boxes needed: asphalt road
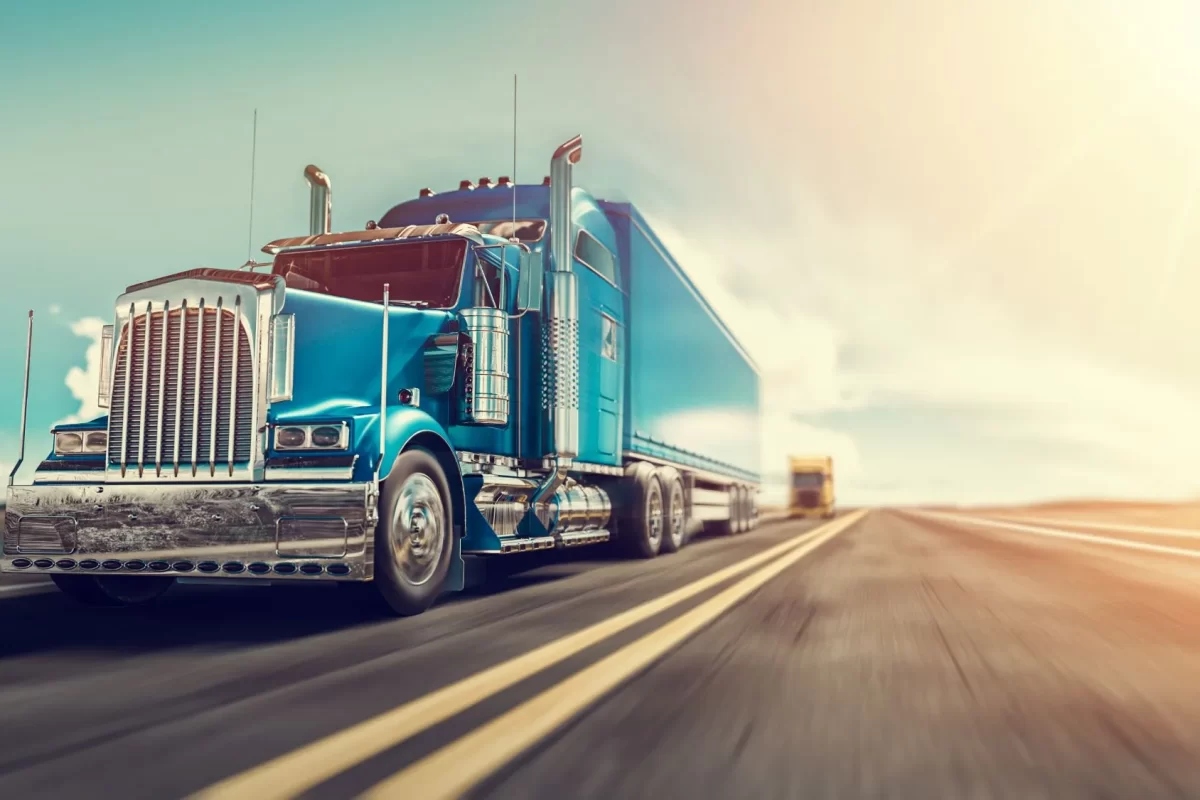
[4,505,1200,798]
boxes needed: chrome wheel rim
[669,484,685,545]
[389,473,445,586]
[648,486,664,549]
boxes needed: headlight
[273,422,348,451]
[54,430,106,456]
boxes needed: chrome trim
[304,164,332,235]
[118,303,133,477]
[265,465,356,481]
[378,283,389,479]
[3,482,371,580]
[276,515,348,559]
[473,475,537,538]
[273,422,350,451]
[97,323,114,409]
[542,270,579,457]
[464,536,556,555]
[153,303,168,476]
[459,450,521,469]
[263,222,486,255]
[227,296,241,475]
[10,312,32,488]
[542,457,623,477]
[172,299,186,475]
[105,278,270,483]
[269,313,295,403]
[544,134,583,468]
[136,300,152,477]
[190,298,204,477]
[32,469,107,484]
[209,297,222,477]
[542,482,611,537]
[459,307,510,425]
[558,529,610,547]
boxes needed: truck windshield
[272,239,467,307]
[791,473,825,489]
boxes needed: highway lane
[468,508,1200,799]
[5,506,1200,797]
[0,514,832,797]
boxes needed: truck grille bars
[108,300,255,478]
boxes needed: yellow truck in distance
[789,456,835,519]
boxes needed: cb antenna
[244,108,259,268]
[512,74,518,235]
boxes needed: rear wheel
[368,448,454,617]
[658,471,686,554]
[51,574,174,607]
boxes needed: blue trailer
[3,136,761,615]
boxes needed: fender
[357,405,467,593]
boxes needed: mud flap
[443,523,467,593]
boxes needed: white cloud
[642,213,864,505]
[641,180,1200,507]
[56,317,108,427]
[49,304,62,316]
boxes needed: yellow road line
[194,513,862,800]
[364,509,867,799]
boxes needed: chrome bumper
[2,482,375,580]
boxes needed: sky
[4,0,1200,507]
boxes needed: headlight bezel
[272,421,350,452]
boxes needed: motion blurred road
[4,502,1200,798]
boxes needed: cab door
[574,229,624,464]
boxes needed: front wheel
[51,574,174,607]
[370,448,454,617]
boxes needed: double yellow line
[196,509,868,799]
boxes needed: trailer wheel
[658,471,687,554]
[51,574,174,607]
[369,448,454,616]
[730,485,745,534]
[620,462,665,559]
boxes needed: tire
[658,470,687,554]
[51,574,174,607]
[369,448,455,617]
[729,484,739,534]
[620,462,665,559]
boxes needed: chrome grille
[108,302,254,477]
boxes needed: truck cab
[788,456,835,519]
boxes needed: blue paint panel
[603,202,761,482]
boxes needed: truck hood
[270,289,453,423]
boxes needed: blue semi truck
[3,136,761,615]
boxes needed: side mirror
[515,249,544,313]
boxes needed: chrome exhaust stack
[304,165,332,235]
[531,135,583,523]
